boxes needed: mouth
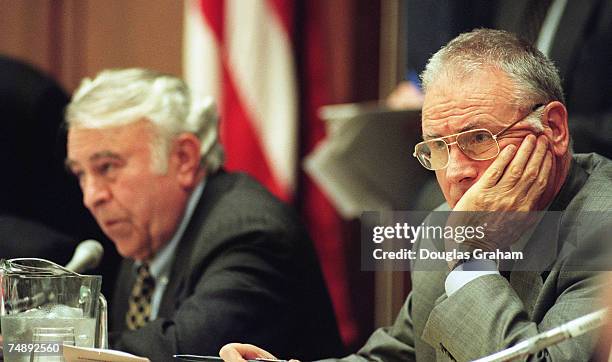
[100,219,132,240]
[103,219,125,228]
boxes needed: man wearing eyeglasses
[220,29,612,362]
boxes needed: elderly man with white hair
[65,68,343,360]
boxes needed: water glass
[30,326,75,362]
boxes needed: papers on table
[63,344,150,362]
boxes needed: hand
[219,343,299,362]
[445,135,552,264]
[454,134,552,213]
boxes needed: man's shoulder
[203,171,295,221]
[574,153,612,177]
[208,172,279,200]
[186,171,307,249]
[569,153,612,210]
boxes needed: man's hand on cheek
[454,134,552,212]
[445,135,552,259]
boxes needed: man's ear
[170,133,203,188]
[541,101,569,156]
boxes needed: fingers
[219,343,248,362]
[479,143,518,187]
[524,150,553,206]
[497,134,538,187]
[219,343,277,362]
[514,135,549,195]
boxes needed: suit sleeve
[420,209,612,361]
[421,270,604,361]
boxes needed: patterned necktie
[126,263,155,330]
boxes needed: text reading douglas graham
[370,223,523,261]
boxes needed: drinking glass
[30,326,75,362]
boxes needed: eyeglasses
[413,104,544,170]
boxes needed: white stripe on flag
[183,0,221,103]
[225,0,297,192]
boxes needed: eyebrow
[65,151,123,171]
[422,119,487,140]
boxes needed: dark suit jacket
[0,55,75,230]
[0,215,76,265]
[325,153,612,361]
[110,172,344,360]
[496,0,612,158]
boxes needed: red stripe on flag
[220,62,290,201]
[300,0,360,347]
[197,0,290,201]
[267,0,294,35]
[198,0,224,42]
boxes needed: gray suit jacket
[326,153,612,361]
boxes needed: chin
[115,241,146,261]
[115,246,136,260]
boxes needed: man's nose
[82,177,111,209]
[444,144,478,184]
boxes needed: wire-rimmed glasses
[413,104,544,170]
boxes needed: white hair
[421,29,565,113]
[66,68,224,174]
[524,108,545,132]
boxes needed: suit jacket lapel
[157,190,207,319]
[157,171,232,318]
[157,231,194,318]
[112,259,136,330]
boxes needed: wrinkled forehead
[420,71,519,138]
[67,120,154,161]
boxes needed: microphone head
[79,239,104,262]
[66,239,104,273]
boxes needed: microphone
[472,309,607,362]
[65,239,104,273]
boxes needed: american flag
[184,0,297,201]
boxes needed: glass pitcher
[0,258,107,361]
